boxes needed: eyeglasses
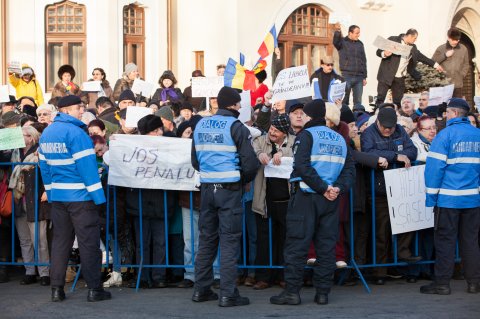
[324,63,334,67]
[37,112,51,116]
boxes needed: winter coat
[333,31,367,78]
[82,80,114,107]
[432,42,469,89]
[51,81,81,99]
[9,73,44,105]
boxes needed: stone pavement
[0,272,479,319]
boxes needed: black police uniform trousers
[283,189,339,294]
[50,201,101,289]
[434,207,480,285]
[194,183,243,298]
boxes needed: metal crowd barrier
[0,162,461,293]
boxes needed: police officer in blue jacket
[38,95,111,302]
[191,86,260,307]
[270,99,355,306]
[421,98,480,295]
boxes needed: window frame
[123,4,145,77]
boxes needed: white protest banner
[0,85,10,103]
[8,60,22,74]
[474,96,480,112]
[238,90,252,123]
[131,78,154,97]
[383,165,434,235]
[264,157,293,179]
[328,12,352,27]
[328,81,346,103]
[108,134,200,191]
[192,76,224,97]
[82,81,102,92]
[125,106,153,128]
[271,65,311,101]
[428,84,454,106]
[0,127,26,151]
[373,35,412,57]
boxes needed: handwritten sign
[264,157,293,179]
[125,106,153,128]
[131,78,154,97]
[8,60,22,74]
[373,36,412,57]
[271,65,311,101]
[108,134,200,191]
[428,84,454,106]
[0,127,26,151]
[0,85,11,103]
[384,165,434,235]
[192,76,224,97]
[328,81,346,103]
[82,81,102,92]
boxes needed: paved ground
[0,271,479,319]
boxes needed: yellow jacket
[9,73,44,105]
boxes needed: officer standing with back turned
[191,86,260,307]
[38,95,111,302]
[270,99,355,306]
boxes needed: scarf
[161,88,178,102]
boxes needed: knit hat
[447,98,470,112]
[57,64,76,80]
[286,99,304,114]
[137,114,163,135]
[340,107,355,124]
[176,120,193,137]
[119,89,135,102]
[155,105,174,123]
[271,114,290,134]
[22,67,33,75]
[57,95,82,108]
[377,107,397,128]
[124,63,138,75]
[303,99,326,119]
[1,111,21,126]
[217,86,241,109]
[325,102,341,126]
[355,112,371,128]
[22,105,37,119]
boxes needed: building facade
[1,0,479,106]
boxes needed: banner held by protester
[384,165,434,234]
[108,134,199,191]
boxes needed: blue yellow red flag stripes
[257,25,277,59]
[223,58,256,91]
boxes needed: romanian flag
[252,58,267,74]
[224,58,257,91]
[257,25,277,59]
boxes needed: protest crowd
[0,23,479,307]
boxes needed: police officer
[270,99,355,306]
[38,95,111,302]
[191,86,260,307]
[421,98,480,295]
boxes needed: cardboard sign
[0,127,26,151]
[328,81,346,103]
[82,81,102,92]
[131,79,154,97]
[271,65,311,101]
[192,76,224,97]
[383,165,434,235]
[125,107,153,128]
[428,84,454,106]
[8,60,22,74]
[108,134,200,191]
[373,36,412,57]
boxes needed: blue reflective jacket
[291,126,347,193]
[38,113,106,205]
[425,117,480,208]
[193,115,240,183]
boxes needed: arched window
[45,0,86,90]
[123,4,145,77]
[278,5,335,75]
